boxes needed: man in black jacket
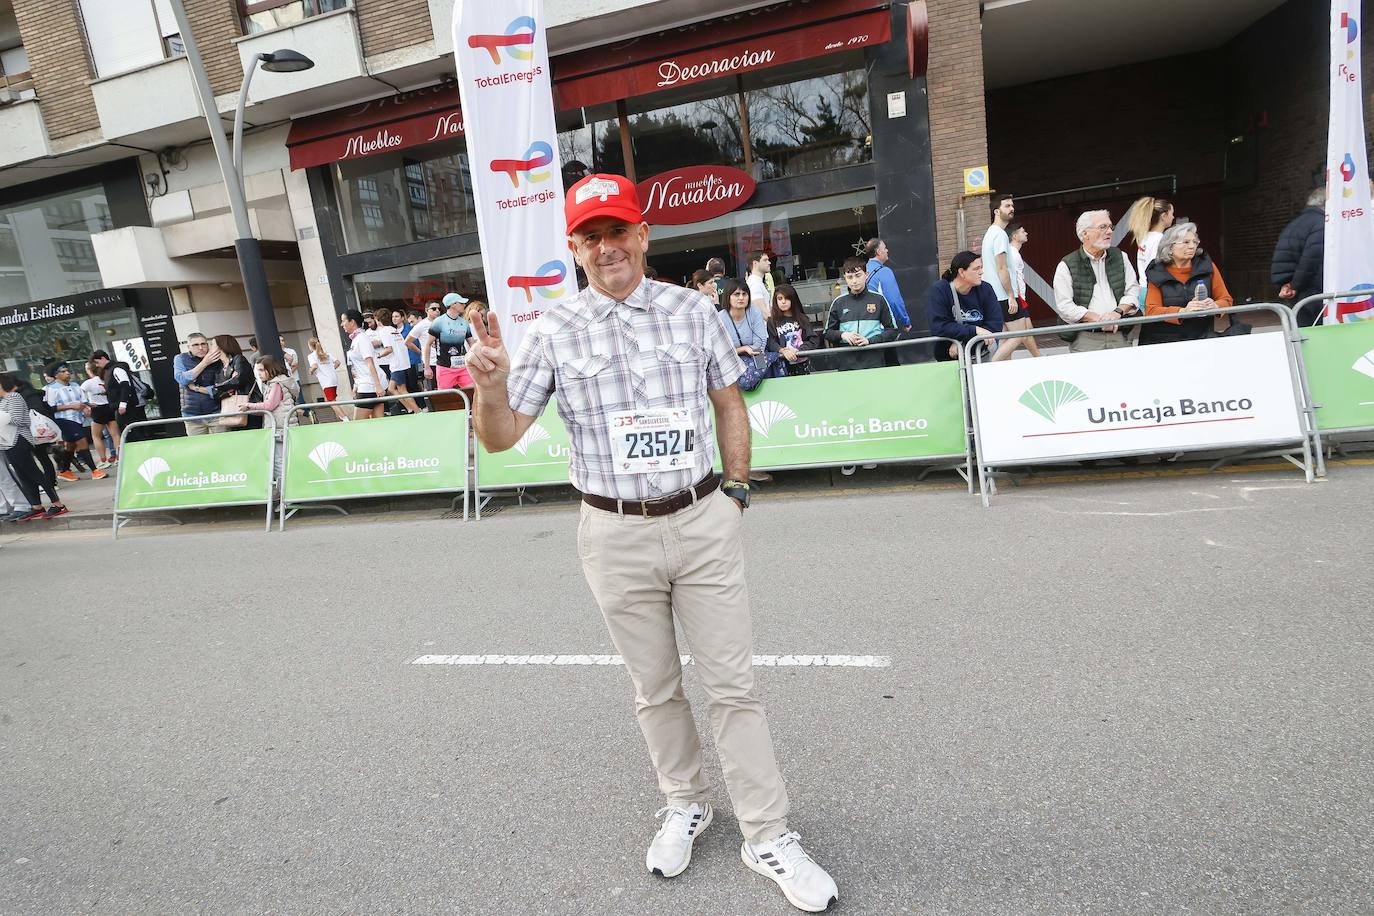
[1271,186,1325,325]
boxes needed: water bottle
[1194,282,1207,301]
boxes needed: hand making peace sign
[465,311,510,388]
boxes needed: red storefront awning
[554,9,891,111]
[286,80,463,171]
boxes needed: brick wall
[1218,0,1374,299]
[184,0,246,96]
[357,0,433,57]
[11,0,98,140]
[986,53,1228,197]
[925,0,987,267]
[983,0,1374,302]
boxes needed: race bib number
[608,408,695,474]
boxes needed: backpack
[129,373,152,407]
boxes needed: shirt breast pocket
[558,354,614,414]
[650,343,705,403]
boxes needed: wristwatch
[722,479,751,509]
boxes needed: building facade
[0,0,1354,416]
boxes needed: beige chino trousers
[577,487,789,844]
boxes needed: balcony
[89,56,204,144]
[234,6,365,107]
[0,97,50,167]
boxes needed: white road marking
[410,654,891,668]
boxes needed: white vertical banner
[452,1,574,355]
[1324,0,1374,323]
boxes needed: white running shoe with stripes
[645,802,712,878]
[742,831,838,912]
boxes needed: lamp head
[259,49,314,73]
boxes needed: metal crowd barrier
[111,409,277,538]
[962,302,1317,506]
[795,335,975,491]
[279,388,473,530]
[472,335,978,501]
[1287,291,1374,469]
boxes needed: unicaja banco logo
[137,456,169,485]
[508,261,567,302]
[747,401,797,438]
[1353,347,1374,380]
[490,141,553,187]
[512,423,550,456]
[134,455,246,488]
[468,16,535,64]
[308,441,348,473]
[1019,380,1089,422]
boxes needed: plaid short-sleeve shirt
[506,278,744,501]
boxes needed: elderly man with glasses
[173,332,221,434]
[1051,209,1141,352]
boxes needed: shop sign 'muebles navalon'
[636,165,757,225]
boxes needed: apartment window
[0,45,35,103]
[241,0,348,35]
[333,140,477,253]
[79,0,182,78]
[0,184,114,308]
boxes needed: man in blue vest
[1051,209,1141,352]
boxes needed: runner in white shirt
[278,337,303,400]
[80,362,117,467]
[375,306,419,414]
[306,337,350,422]
[341,309,385,420]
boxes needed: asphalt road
[2,466,1372,915]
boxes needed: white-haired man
[1051,209,1141,352]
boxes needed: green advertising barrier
[476,363,967,489]
[739,362,966,470]
[1300,320,1374,432]
[282,411,469,510]
[477,396,573,489]
[115,428,274,513]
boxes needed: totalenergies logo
[491,141,553,187]
[468,16,535,64]
[508,261,567,302]
[1340,152,1358,197]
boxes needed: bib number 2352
[608,408,695,474]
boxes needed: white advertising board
[972,334,1303,464]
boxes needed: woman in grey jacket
[0,372,67,521]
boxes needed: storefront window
[625,77,746,179]
[645,190,877,319]
[0,308,161,417]
[556,104,625,189]
[352,253,486,317]
[744,58,871,181]
[333,140,477,253]
[0,184,114,308]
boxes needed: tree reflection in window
[746,69,870,181]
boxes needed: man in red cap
[465,173,838,912]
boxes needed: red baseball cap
[565,173,643,235]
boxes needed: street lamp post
[167,0,314,363]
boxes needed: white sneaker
[646,802,712,878]
[96,460,112,470]
[861,463,877,470]
[742,832,838,912]
[840,465,856,476]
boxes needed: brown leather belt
[581,475,719,517]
